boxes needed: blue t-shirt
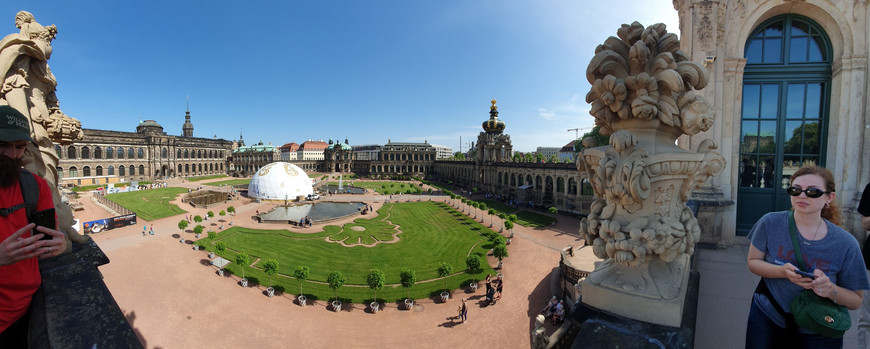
[748,211,870,328]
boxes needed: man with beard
[0,105,65,347]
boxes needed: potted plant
[438,262,453,303]
[207,231,216,240]
[366,269,386,313]
[227,206,235,216]
[465,255,482,292]
[504,220,514,238]
[178,219,188,233]
[194,215,203,224]
[327,271,345,311]
[207,211,215,220]
[263,259,279,297]
[399,269,416,310]
[193,224,204,239]
[215,242,227,275]
[236,252,250,287]
[493,243,508,270]
[488,209,496,227]
[219,210,226,220]
[294,266,310,306]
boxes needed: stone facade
[323,138,353,172]
[56,118,232,185]
[673,0,870,242]
[353,140,436,177]
[232,141,280,177]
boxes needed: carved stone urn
[578,22,725,327]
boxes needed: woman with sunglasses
[746,166,869,348]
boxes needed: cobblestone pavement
[78,177,584,348]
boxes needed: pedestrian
[143,225,147,235]
[485,274,492,294]
[857,182,870,349]
[496,275,504,300]
[745,166,869,348]
[0,105,65,346]
[460,298,468,323]
[552,300,565,325]
[149,227,154,235]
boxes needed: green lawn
[196,201,498,303]
[187,174,228,182]
[105,187,188,221]
[515,210,556,227]
[326,181,422,195]
[206,179,250,187]
[478,199,519,214]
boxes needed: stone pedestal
[571,270,699,349]
[688,187,734,248]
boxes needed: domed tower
[482,99,506,134]
[182,102,194,137]
[475,99,512,164]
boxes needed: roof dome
[248,162,314,200]
[482,99,505,134]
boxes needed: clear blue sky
[1,1,678,152]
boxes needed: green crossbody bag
[786,210,851,338]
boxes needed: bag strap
[787,210,808,272]
[0,169,38,220]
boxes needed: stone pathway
[80,176,584,348]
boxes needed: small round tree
[508,214,518,223]
[465,255,482,282]
[215,241,227,255]
[366,269,386,304]
[504,220,514,236]
[488,209,496,225]
[493,243,509,263]
[227,206,235,215]
[327,271,346,303]
[219,210,226,219]
[438,262,453,293]
[178,219,189,232]
[207,231,216,239]
[193,225,204,236]
[235,252,250,280]
[399,269,416,301]
[294,266,310,296]
[548,206,558,215]
[207,211,215,219]
[262,259,279,290]
[193,215,203,223]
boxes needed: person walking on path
[149,227,154,235]
[460,298,468,323]
[496,275,504,300]
[857,182,870,349]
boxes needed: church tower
[182,98,194,137]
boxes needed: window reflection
[739,156,758,188]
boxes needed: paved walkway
[74,178,864,348]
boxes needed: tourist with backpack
[0,106,66,347]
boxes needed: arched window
[107,166,114,176]
[128,148,135,159]
[129,165,135,176]
[119,165,125,176]
[162,148,168,158]
[117,147,124,159]
[185,164,189,173]
[106,147,114,159]
[55,145,62,159]
[581,178,593,195]
[198,150,202,158]
[137,148,144,159]
[557,177,565,192]
[177,149,182,158]
[56,167,63,179]
[178,164,182,174]
[198,164,202,172]
[536,176,543,190]
[184,149,189,158]
[138,165,145,175]
[69,166,78,177]
[67,146,76,159]
[526,175,532,187]
[94,146,102,159]
[568,178,578,195]
[510,173,516,186]
[83,166,91,177]
[737,15,832,234]
[96,166,103,176]
[81,146,90,159]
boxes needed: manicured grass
[196,201,498,303]
[327,181,422,195]
[206,179,250,187]
[104,187,188,221]
[187,174,228,182]
[72,183,129,192]
[478,199,519,214]
[515,210,556,227]
[308,173,321,178]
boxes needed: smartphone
[794,269,816,279]
[31,208,56,241]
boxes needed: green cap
[0,105,34,142]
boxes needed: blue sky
[1,1,678,152]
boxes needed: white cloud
[538,108,556,120]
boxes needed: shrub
[438,262,453,292]
[327,271,346,302]
[366,269,386,302]
[263,259,279,288]
[294,266,310,296]
[399,269,417,300]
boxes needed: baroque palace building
[55,109,234,186]
[429,100,595,214]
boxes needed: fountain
[257,202,366,224]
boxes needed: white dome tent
[248,162,314,201]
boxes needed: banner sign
[83,214,137,234]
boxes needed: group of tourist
[484,274,504,305]
[541,296,565,325]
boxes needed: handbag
[786,210,851,338]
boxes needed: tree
[193,225,204,235]
[219,210,226,219]
[178,219,188,232]
[479,202,487,212]
[263,259,279,289]
[366,269,386,303]
[227,206,236,215]
[548,155,558,163]
[215,241,227,255]
[207,231,216,239]
[399,269,417,300]
[193,215,203,223]
[548,207,558,215]
[493,243,509,262]
[438,262,453,292]
[327,271,346,302]
[488,209,496,225]
[525,153,534,162]
[535,153,545,163]
[504,220,514,235]
[294,266,310,296]
[207,211,215,219]
[508,214,518,223]
[235,252,250,279]
[465,255,482,282]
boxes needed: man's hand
[34,225,66,259]
[0,223,46,266]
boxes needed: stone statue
[577,22,725,326]
[0,11,85,244]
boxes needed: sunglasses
[786,186,828,198]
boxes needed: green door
[736,15,831,235]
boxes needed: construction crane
[567,128,580,139]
